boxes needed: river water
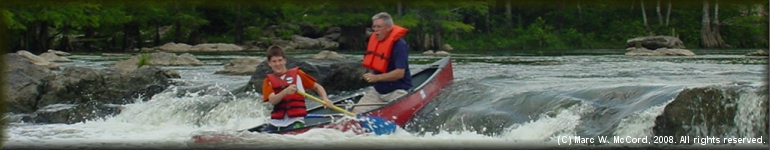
[4,50,768,149]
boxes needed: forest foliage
[1,0,767,54]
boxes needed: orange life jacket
[266,67,307,119]
[363,25,408,73]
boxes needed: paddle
[297,91,397,135]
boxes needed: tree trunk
[35,22,50,54]
[174,21,183,43]
[154,20,161,46]
[666,0,672,26]
[712,0,729,48]
[701,0,717,48]
[58,25,72,52]
[577,0,583,33]
[84,26,94,52]
[517,13,522,28]
[433,24,442,50]
[505,0,512,27]
[397,0,402,20]
[23,24,35,51]
[656,0,663,25]
[485,2,491,33]
[577,0,582,20]
[641,0,654,35]
[122,21,140,51]
[188,28,201,45]
[173,3,183,43]
[235,5,244,45]
[122,24,130,51]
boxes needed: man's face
[268,56,287,74]
[372,19,391,41]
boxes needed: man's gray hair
[372,12,393,26]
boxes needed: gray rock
[4,53,175,124]
[4,53,57,113]
[626,36,685,50]
[653,86,767,138]
[624,48,696,56]
[214,57,264,75]
[745,50,768,56]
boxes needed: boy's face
[268,56,287,74]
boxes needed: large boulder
[625,48,696,56]
[158,42,245,52]
[214,57,265,75]
[745,50,768,56]
[114,52,203,71]
[27,66,177,124]
[653,86,768,139]
[47,49,72,56]
[312,50,344,59]
[16,50,61,70]
[5,52,178,124]
[317,61,372,92]
[626,36,685,50]
[4,53,57,113]
[39,52,73,62]
[291,35,339,50]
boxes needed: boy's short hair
[266,45,285,60]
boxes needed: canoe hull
[191,56,453,143]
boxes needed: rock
[113,52,204,71]
[3,53,57,113]
[624,48,696,56]
[39,52,73,62]
[312,50,344,59]
[423,50,435,55]
[16,50,60,70]
[190,43,244,52]
[158,42,193,52]
[101,53,129,57]
[653,86,767,138]
[291,35,339,50]
[318,61,372,92]
[269,38,298,51]
[745,50,768,56]
[31,66,174,124]
[5,52,175,124]
[435,51,451,56]
[161,42,245,52]
[214,57,264,75]
[626,36,685,50]
[47,49,71,56]
[30,103,122,124]
[440,44,454,51]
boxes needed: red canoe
[192,56,454,144]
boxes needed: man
[261,45,334,132]
[353,12,412,114]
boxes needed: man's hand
[363,73,378,83]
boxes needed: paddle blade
[356,115,397,135]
